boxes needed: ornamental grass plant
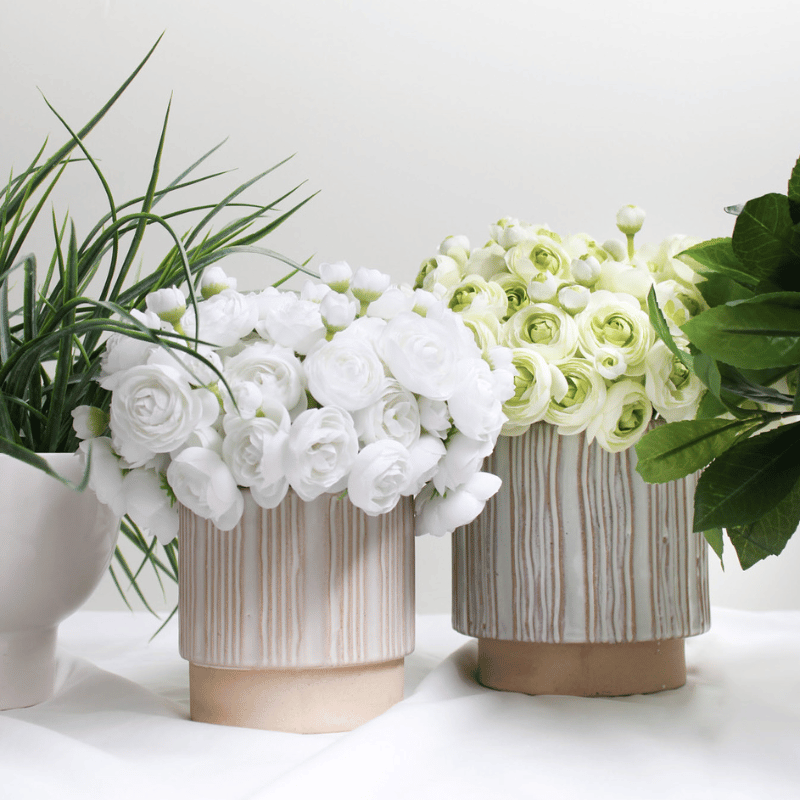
[0,38,313,615]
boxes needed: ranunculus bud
[71,405,110,439]
[351,267,391,304]
[145,287,186,326]
[319,291,358,332]
[557,283,591,314]
[526,271,560,302]
[319,261,353,293]
[200,266,237,299]
[615,205,646,235]
[570,256,601,286]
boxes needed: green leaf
[646,286,693,371]
[703,528,725,567]
[681,292,800,370]
[634,417,763,483]
[693,421,800,531]
[693,353,722,399]
[696,391,727,419]
[727,476,800,569]
[679,238,756,287]
[731,193,800,290]
[788,154,800,217]
[698,273,754,308]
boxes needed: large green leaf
[697,273,754,308]
[634,417,763,484]
[681,292,800,369]
[693,421,800,531]
[731,193,800,290]
[727,476,800,569]
[788,154,800,223]
[679,238,756,287]
[703,528,725,567]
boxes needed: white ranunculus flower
[503,303,579,363]
[414,471,502,537]
[501,347,554,435]
[319,261,353,293]
[575,290,654,376]
[433,433,493,494]
[464,243,507,280]
[351,267,392,304]
[445,275,508,319]
[405,435,447,495]
[460,310,501,356]
[588,379,652,452]
[557,283,591,314]
[570,256,602,286]
[505,236,571,283]
[353,379,421,449]
[78,437,127,516]
[121,468,179,544]
[593,345,628,380]
[616,205,646,235]
[380,311,467,401]
[200,266,237,298]
[544,358,608,436]
[347,440,412,516]
[304,335,386,411]
[71,406,109,440]
[367,285,417,320]
[222,403,291,509]
[167,447,244,531]
[99,311,161,390]
[526,270,561,302]
[145,342,224,388]
[595,260,654,301]
[220,381,264,420]
[286,406,359,501]
[254,288,326,355]
[644,340,705,422]
[438,235,471,268]
[418,397,451,439]
[181,289,259,348]
[300,280,333,304]
[146,287,186,326]
[654,279,708,338]
[602,239,627,262]
[109,364,220,467]
[653,235,704,285]
[181,426,224,455]
[416,254,463,292]
[448,359,506,443]
[320,291,359,332]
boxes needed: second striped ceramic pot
[179,490,414,733]
[453,422,710,696]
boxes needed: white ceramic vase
[0,453,119,709]
[453,423,710,696]
[179,489,415,733]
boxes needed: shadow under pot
[452,423,710,696]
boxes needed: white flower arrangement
[417,208,708,452]
[74,267,514,542]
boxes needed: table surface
[2,609,800,800]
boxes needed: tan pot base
[189,658,405,733]
[478,637,686,696]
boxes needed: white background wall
[3,0,800,616]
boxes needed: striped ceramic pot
[179,489,414,733]
[453,422,710,696]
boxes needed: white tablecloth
[2,609,799,799]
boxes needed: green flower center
[617,401,646,433]
[669,359,691,391]
[595,313,633,348]
[525,315,558,345]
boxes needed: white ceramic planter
[179,489,415,733]
[0,453,119,709]
[453,423,710,696]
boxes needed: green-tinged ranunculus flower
[505,236,571,283]
[503,303,578,363]
[575,290,654,376]
[414,254,463,291]
[544,358,607,436]
[445,275,508,319]
[654,279,708,339]
[464,243,508,280]
[652,234,703,285]
[644,340,705,422]
[588,379,652,452]
[492,272,530,320]
[439,234,470,269]
[501,348,554,435]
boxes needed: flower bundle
[76,264,514,541]
[416,208,708,451]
